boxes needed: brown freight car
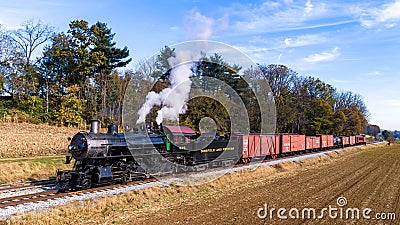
[238,134,280,163]
[349,135,356,145]
[280,134,306,154]
[355,135,366,145]
[318,134,334,149]
[305,136,321,151]
[341,136,350,146]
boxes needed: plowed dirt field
[132,144,400,224]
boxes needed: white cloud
[185,10,214,39]
[230,0,333,34]
[354,0,400,28]
[304,47,340,63]
[383,99,400,107]
[367,71,382,76]
[284,34,327,47]
[236,45,272,54]
[331,79,350,84]
[305,0,313,14]
[385,23,397,28]
[1,24,22,30]
[284,37,291,46]
[262,1,280,9]
[184,9,229,40]
[379,1,400,22]
[234,44,276,63]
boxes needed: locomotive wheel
[122,171,128,184]
[81,178,92,189]
[57,182,70,193]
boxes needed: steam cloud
[136,51,200,125]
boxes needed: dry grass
[0,122,79,157]
[0,156,70,183]
[6,143,388,225]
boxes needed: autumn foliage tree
[52,85,86,127]
[259,64,368,135]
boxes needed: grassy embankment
[0,156,71,182]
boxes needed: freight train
[56,120,366,191]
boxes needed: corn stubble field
[0,122,78,182]
[0,122,79,157]
[3,142,398,225]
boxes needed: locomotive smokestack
[107,123,118,135]
[90,120,100,134]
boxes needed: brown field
[0,122,80,157]
[7,143,399,225]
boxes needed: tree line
[259,64,369,135]
[0,20,131,126]
[136,47,370,136]
[0,20,374,136]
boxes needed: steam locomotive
[56,120,237,190]
[56,120,366,191]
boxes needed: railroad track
[0,179,55,192]
[0,190,58,208]
[0,179,57,202]
[0,178,157,209]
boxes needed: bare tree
[6,20,54,106]
[0,25,7,93]
[135,57,159,82]
[259,64,296,98]
[334,91,369,119]
[9,20,54,66]
[0,25,25,96]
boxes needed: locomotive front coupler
[65,155,72,164]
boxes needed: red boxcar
[355,135,366,145]
[341,136,350,146]
[305,136,321,150]
[349,136,356,145]
[238,134,280,162]
[319,134,334,149]
[280,134,305,154]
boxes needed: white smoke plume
[136,50,200,125]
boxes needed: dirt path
[129,145,400,225]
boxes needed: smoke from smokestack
[136,50,200,125]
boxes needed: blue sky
[0,0,399,130]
